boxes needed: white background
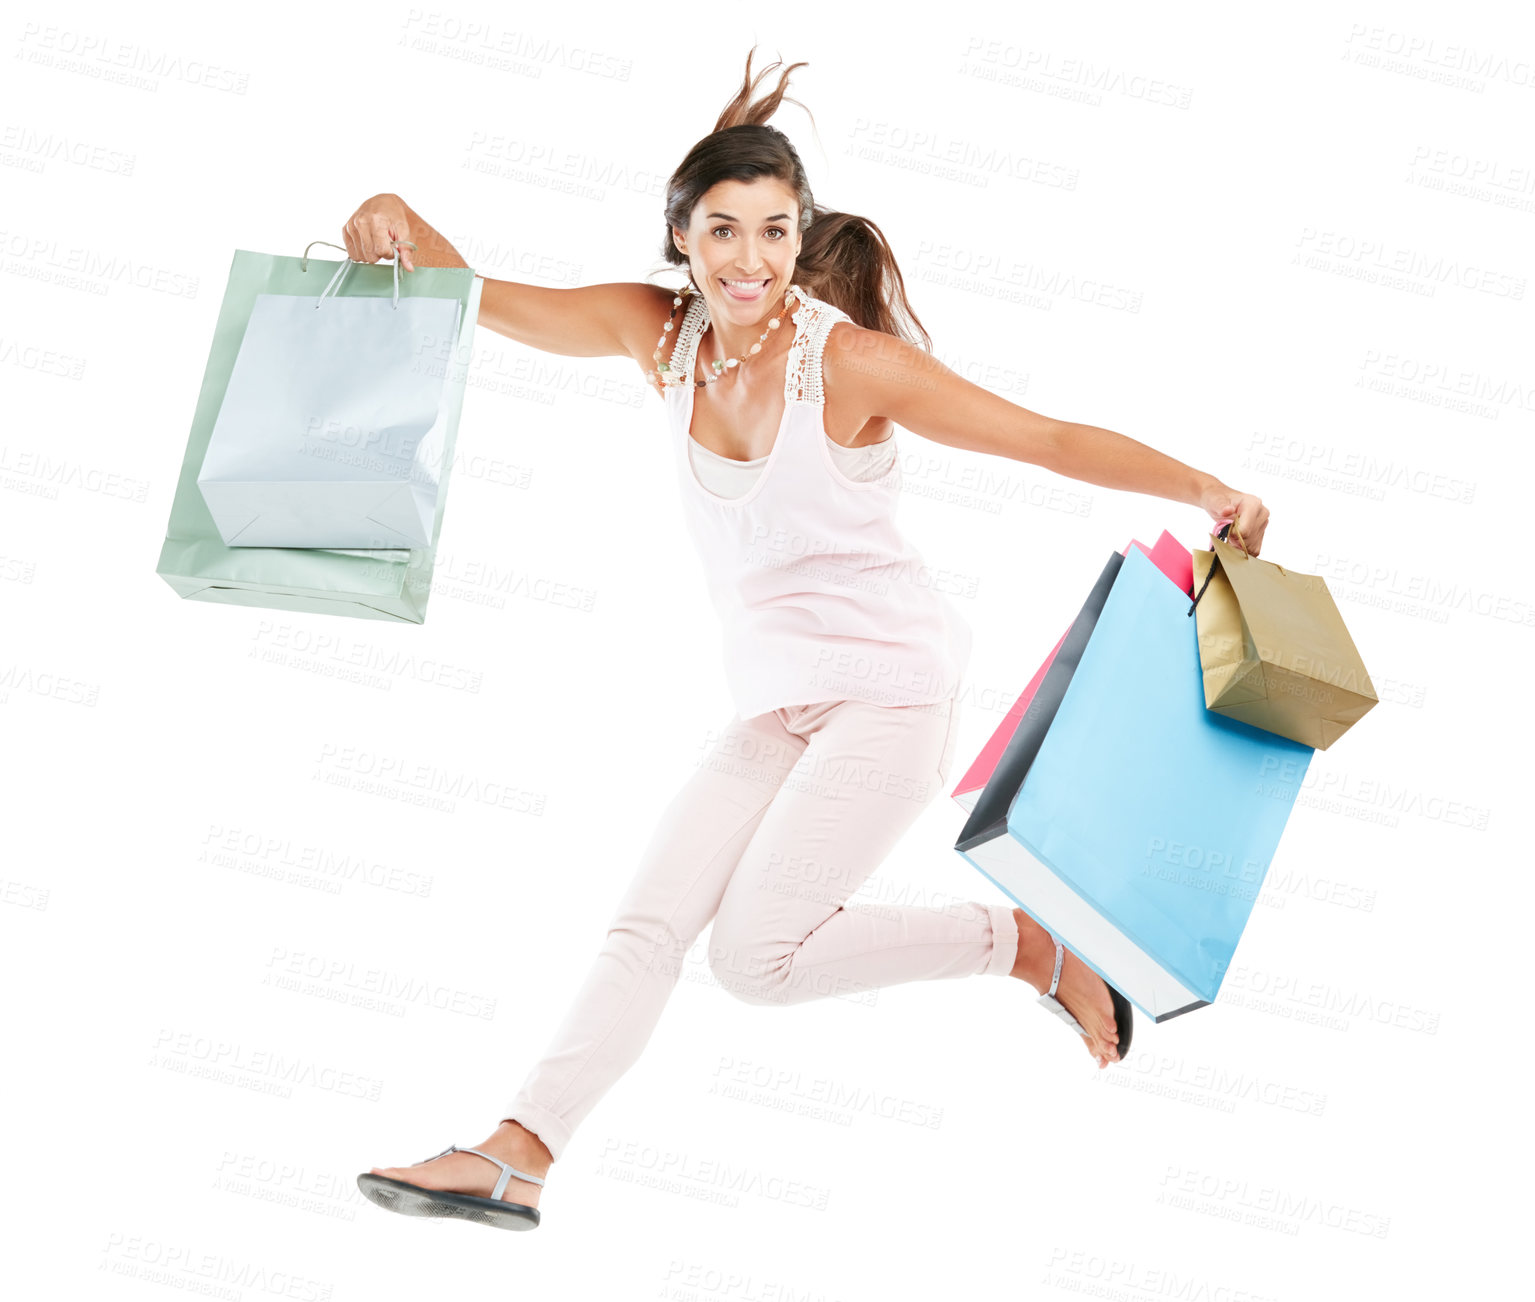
[3,0,1529,1296]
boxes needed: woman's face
[674,177,802,326]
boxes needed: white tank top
[690,426,896,495]
[664,288,973,719]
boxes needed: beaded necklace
[648,281,805,396]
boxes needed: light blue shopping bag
[157,246,480,622]
[955,543,1314,1022]
[197,251,463,548]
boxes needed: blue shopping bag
[955,542,1314,1022]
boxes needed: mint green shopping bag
[156,242,481,623]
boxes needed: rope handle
[1186,516,1289,616]
[299,238,418,310]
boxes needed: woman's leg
[498,709,809,1160]
[706,695,1123,1065]
[708,695,1022,1004]
[368,708,810,1203]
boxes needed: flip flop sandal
[1036,937,1134,1065]
[357,1144,544,1230]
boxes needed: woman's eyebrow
[705,211,791,222]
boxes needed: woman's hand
[1197,483,1269,557]
[341,194,415,271]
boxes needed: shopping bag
[951,529,1192,814]
[1189,521,1378,749]
[954,541,1314,1022]
[156,243,481,623]
[197,250,462,548]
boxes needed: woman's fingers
[373,217,413,268]
[365,215,390,263]
[1233,500,1269,556]
[391,211,415,269]
[354,214,385,262]
[341,195,414,267]
[1249,503,1270,555]
[1216,496,1262,557]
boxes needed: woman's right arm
[342,193,671,363]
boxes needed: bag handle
[299,238,419,310]
[1186,519,1242,617]
[1186,516,1286,616]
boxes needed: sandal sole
[1107,984,1134,1063]
[356,1173,541,1230]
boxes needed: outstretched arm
[826,323,1271,556]
[340,193,674,360]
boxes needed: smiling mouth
[720,277,771,300]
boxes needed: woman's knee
[708,934,867,1005]
[706,928,786,1005]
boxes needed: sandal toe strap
[1038,991,1089,1036]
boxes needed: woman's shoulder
[794,293,861,368]
[794,288,852,325]
[626,280,704,397]
[798,294,879,387]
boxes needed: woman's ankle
[494,1118,554,1169]
[1008,908,1053,989]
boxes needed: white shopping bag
[197,255,463,548]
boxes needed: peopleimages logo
[1292,225,1526,299]
[1314,554,1535,628]
[1222,965,1439,1035]
[0,228,200,297]
[1157,1164,1391,1239]
[1243,431,1476,505]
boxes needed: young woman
[353,49,1269,1231]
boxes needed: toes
[1062,954,1119,1046]
[1083,1034,1118,1066]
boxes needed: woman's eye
[711,227,787,239]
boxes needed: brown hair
[655,45,932,351]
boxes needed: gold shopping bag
[1187,521,1378,750]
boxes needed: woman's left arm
[828,324,1270,556]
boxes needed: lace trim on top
[674,290,847,407]
[784,297,848,406]
[671,292,709,388]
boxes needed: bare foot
[1009,908,1121,1069]
[368,1120,553,1209]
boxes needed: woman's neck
[696,290,799,378]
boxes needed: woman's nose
[731,242,771,273]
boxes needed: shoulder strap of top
[785,295,850,406]
[671,292,708,386]
[676,290,848,402]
